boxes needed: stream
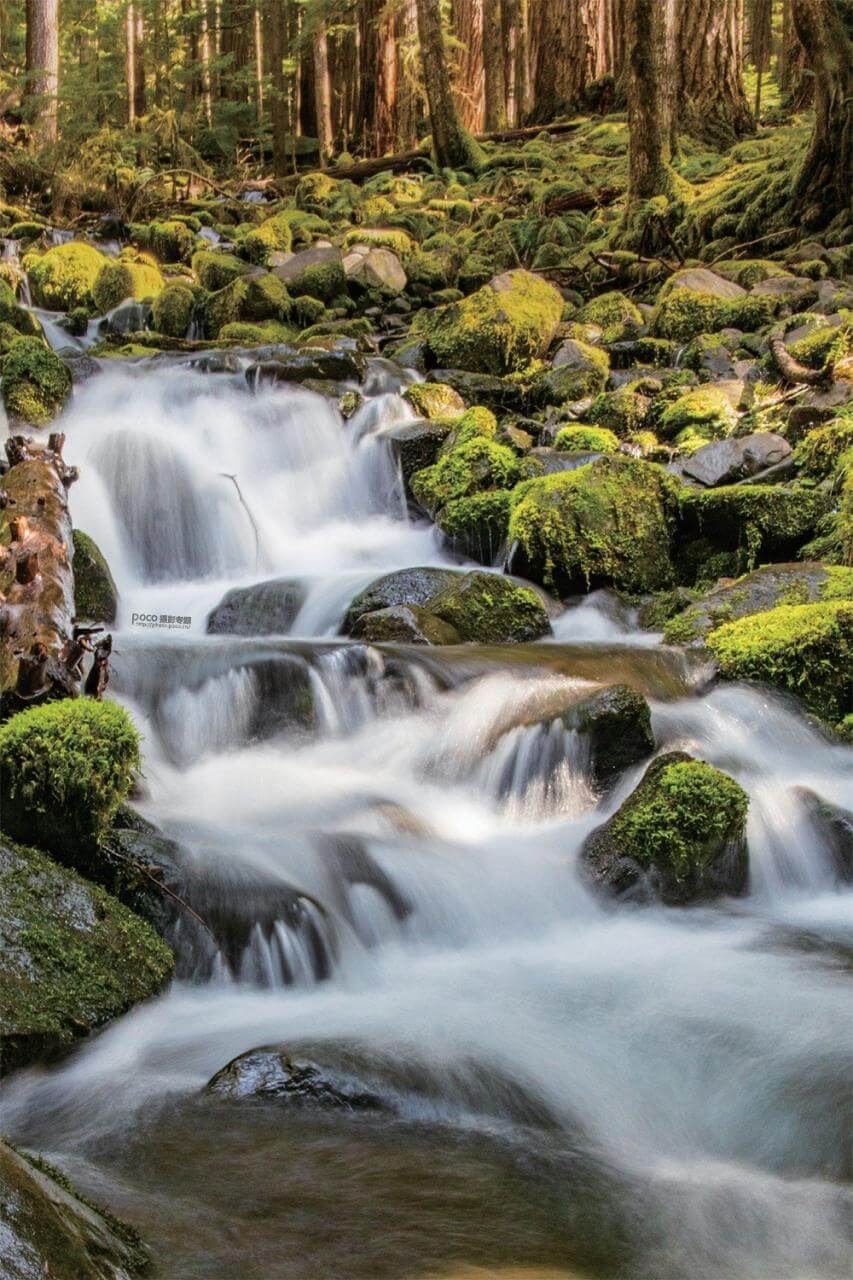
[3,355,852,1279]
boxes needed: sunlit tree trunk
[482,0,506,128]
[416,0,480,167]
[626,0,676,198]
[451,0,484,132]
[312,21,333,164]
[781,0,814,108]
[529,0,595,122]
[25,0,59,143]
[749,0,772,116]
[790,0,852,222]
[674,0,753,146]
[396,0,419,149]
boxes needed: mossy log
[0,434,80,711]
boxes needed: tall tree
[416,0,481,168]
[749,0,773,116]
[267,0,288,174]
[529,0,595,123]
[789,0,852,222]
[781,0,814,108]
[674,0,753,146]
[482,0,506,128]
[25,0,59,143]
[451,0,484,132]
[626,0,677,199]
[125,1,146,121]
[312,19,333,164]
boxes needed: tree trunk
[266,0,288,175]
[416,0,481,168]
[375,6,398,153]
[790,0,852,223]
[312,23,333,164]
[529,0,595,123]
[674,0,753,146]
[482,0,507,128]
[514,0,531,120]
[781,0,814,108]
[25,0,59,144]
[749,0,772,115]
[254,0,264,127]
[451,0,484,132]
[626,0,676,199]
[396,0,419,149]
[133,3,146,119]
[221,0,254,102]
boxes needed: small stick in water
[220,472,260,571]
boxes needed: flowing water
[3,354,852,1279]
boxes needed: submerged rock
[206,576,305,635]
[580,752,749,905]
[0,1141,150,1278]
[794,789,853,882]
[206,1046,386,1110]
[247,347,366,385]
[561,685,655,788]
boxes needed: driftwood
[0,434,81,713]
[769,318,831,387]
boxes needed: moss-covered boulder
[349,604,462,645]
[72,530,118,624]
[28,242,105,311]
[555,425,620,454]
[426,570,551,643]
[411,437,527,518]
[561,684,654,788]
[587,385,651,436]
[580,752,749,904]
[435,490,513,565]
[0,838,172,1073]
[679,483,831,573]
[149,218,196,263]
[402,381,465,420]
[191,248,248,292]
[707,599,853,723]
[385,418,454,483]
[579,290,644,342]
[91,258,163,314]
[242,212,294,264]
[795,410,853,480]
[272,246,345,301]
[529,351,609,407]
[663,562,852,646]
[1,336,72,426]
[509,456,679,594]
[420,269,563,375]
[151,281,195,337]
[658,386,739,444]
[343,567,459,634]
[0,700,140,861]
[205,272,291,337]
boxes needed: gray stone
[344,247,406,295]
[385,418,453,482]
[206,1047,386,1110]
[206,577,305,635]
[681,432,791,487]
[271,245,344,300]
[665,267,747,299]
[349,604,461,645]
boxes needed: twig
[707,228,797,268]
[221,472,261,570]
[124,168,241,220]
[107,843,216,940]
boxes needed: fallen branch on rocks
[769,318,832,387]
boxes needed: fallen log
[0,434,81,714]
[769,318,832,387]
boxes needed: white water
[4,353,852,1278]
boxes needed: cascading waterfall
[3,349,851,1280]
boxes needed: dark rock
[343,567,459,634]
[385,418,453,483]
[247,347,366,386]
[72,530,117,624]
[430,368,527,413]
[795,788,853,882]
[349,604,461,645]
[681,432,792,487]
[206,577,305,635]
[190,351,243,374]
[206,1046,386,1110]
[561,685,655,788]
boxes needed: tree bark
[451,0,484,132]
[374,6,399,153]
[749,0,773,115]
[25,0,59,144]
[482,0,507,128]
[266,0,288,175]
[674,0,753,147]
[133,3,146,120]
[790,0,852,223]
[416,0,481,168]
[781,0,815,108]
[626,0,676,199]
[312,22,333,165]
[529,0,595,123]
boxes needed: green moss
[411,436,525,517]
[789,323,851,371]
[28,241,105,311]
[204,273,291,337]
[191,248,248,292]
[579,290,643,341]
[436,490,513,563]
[91,259,164,313]
[243,212,294,264]
[295,172,350,214]
[0,699,141,859]
[659,387,739,443]
[275,209,333,245]
[440,405,498,450]
[427,571,550,643]
[7,220,45,241]
[151,282,195,337]
[707,600,853,721]
[292,295,326,327]
[508,456,679,594]
[795,410,853,480]
[420,269,563,375]
[342,227,415,259]
[555,424,620,453]
[149,219,196,263]
[711,259,790,288]
[680,484,830,573]
[402,381,465,420]
[588,386,650,436]
[652,286,778,342]
[281,254,345,301]
[218,320,294,344]
[72,530,117,623]
[800,448,853,567]
[1,336,72,425]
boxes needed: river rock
[794,789,853,882]
[385,418,453,482]
[430,369,527,413]
[349,604,461,645]
[680,432,792,487]
[344,246,407,295]
[561,684,655,787]
[343,567,459,633]
[72,530,118,623]
[206,1047,386,1110]
[0,1140,150,1279]
[271,245,345,300]
[664,267,747,299]
[580,752,749,905]
[247,346,366,385]
[206,577,305,635]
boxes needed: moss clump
[529,354,609,407]
[659,387,739,444]
[412,437,525,518]
[440,405,498,451]
[276,252,345,301]
[91,259,164,313]
[243,212,294,264]
[795,410,853,481]
[420,269,563,375]
[436,490,513,564]
[427,571,550,643]
[0,837,172,1072]
[72,530,118,623]
[149,219,196,263]
[295,172,350,214]
[1,336,72,425]
[204,273,291,337]
[509,456,679,594]
[582,752,749,904]
[28,241,105,311]
[555,424,620,454]
[653,287,778,342]
[218,320,294,345]
[588,386,650,436]
[680,484,830,573]
[579,290,643,341]
[342,227,415,259]
[151,281,195,337]
[708,600,852,721]
[0,699,141,859]
[191,248,248,292]
[402,381,465,420]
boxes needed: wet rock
[247,347,366,386]
[344,246,407,295]
[385,418,453,483]
[206,577,305,635]
[681,432,792,487]
[350,604,461,645]
[580,752,749,905]
[795,789,853,882]
[561,684,654,788]
[189,351,243,374]
[528,447,604,474]
[272,245,345,300]
[430,368,527,414]
[206,1047,386,1110]
[0,1140,150,1279]
[343,567,459,634]
[72,529,118,623]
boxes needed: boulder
[343,567,459,633]
[678,484,831,572]
[681,432,792,487]
[206,1046,386,1110]
[661,267,747,300]
[795,789,853,882]
[436,490,513,564]
[72,530,118,624]
[401,381,465,420]
[344,246,407,295]
[580,752,749,905]
[385,418,453,482]
[349,604,461,645]
[1,336,72,426]
[206,577,305,636]
[28,241,106,311]
[561,684,654,788]
[247,347,366,385]
[272,245,345,301]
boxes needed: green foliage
[28,241,105,311]
[795,410,853,480]
[0,699,141,858]
[554,425,620,453]
[1,336,72,425]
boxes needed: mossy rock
[151,281,195,337]
[529,359,608,408]
[91,259,163,314]
[579,290,643,342]
[28,241,105,311]
[0,699,140,861]
[707,599,853,722]
[243,212,294,264]
[219,320,295,345]
[384,418,454,483]
[402,381,465,421]
[795,410,853,481]
[580,752,749,904]
[436,490,513,565]
[789,323,850,372]
[555,425,620,454]
[150,219,196,263]
[658,387,739,444]
[0,837,172,1074]
[587,385,651,437]
[295,172,350,214]
[342,567,459,635]
[663,562,853,645]
[679,483,831,573]
[1,336,72,426]
[342,227,415,259]
[560,684,655,788]
[653,286,779,342]
[420,269,563,375]
[411,436,527,518]
[272,247,345,301]
[72,530,118,624]
[438,405,498,452]
[349,604,461,646]
[508,456,680,594]
[426,570,551,643]
[205,273,291,337]
[191,248,249,292]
